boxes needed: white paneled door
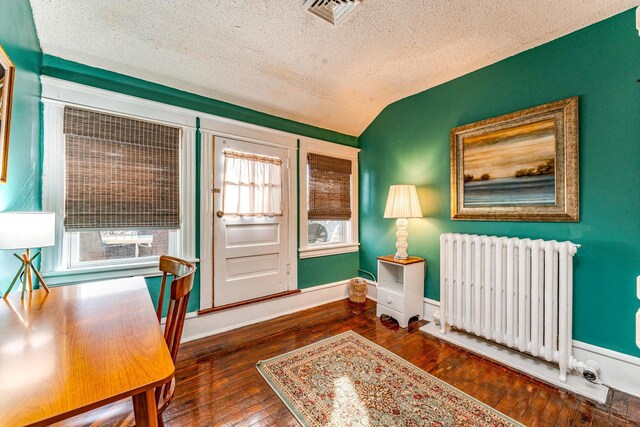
[213,136,290,306]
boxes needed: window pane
[308,221,348,245]
[222,150,283,217]
[77,230,169,263]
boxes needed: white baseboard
[423,297,439,322]
[420,322,609,403]
[420,298,640,400]
[364,279,377,301]
[182,279,353,343]
[573,340,640,399]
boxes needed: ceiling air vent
[303,0,364,26]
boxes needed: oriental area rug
[256,331,522,427]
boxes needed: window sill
[298,243,360,259]
[41,258,200,286]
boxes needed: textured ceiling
[29,0,637,136]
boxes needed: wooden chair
[154,255,196,426]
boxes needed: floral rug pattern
[257,331,522,426]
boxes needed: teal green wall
[359,9,640,357]
[298,252,360,289]
[0,0,42,285]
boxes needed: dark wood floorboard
[53,298,640,426]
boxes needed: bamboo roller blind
[307,153,352,220]
[63,107,181,231]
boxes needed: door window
[222,150,283,217]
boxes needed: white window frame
[40,77,197,285]
[68,229,179,269]
[299,137,360,259]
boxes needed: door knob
[216,210,224,218]
[386,297,392,304]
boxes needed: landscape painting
[450,97,579,222]
[462,119,556,207]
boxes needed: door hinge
[287,263,291,274]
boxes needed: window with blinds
[63,107,181,231]
[307,153,352,220]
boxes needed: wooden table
[0,277,175,427]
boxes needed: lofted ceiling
[29,0,637,136]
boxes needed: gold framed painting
[0,44,15,184]
[450,97,579,222]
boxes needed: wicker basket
[348,278,368,303]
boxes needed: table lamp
[384,185,423,260]
[0,212,55,298]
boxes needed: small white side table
[376,255,425,328]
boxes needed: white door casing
[212,136,291,306]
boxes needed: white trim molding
[182,279,355,342]
[572,340,640,399]
[42,259,200,286]
[199,129,215,311]
[41,101,67,274]
[180,128,198,260]
[41,76,196,128]
[199,115,298,149]
[299,243,360,259]
[419,298,640,400]
[421,322,610,403]
[422,298,440,322]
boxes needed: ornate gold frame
[0,44,15,184]
[451,97,579,222]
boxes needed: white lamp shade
[0,212,56,250]
[384,185,423,218]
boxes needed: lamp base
[394,218,409,260]
[3,249,50,299]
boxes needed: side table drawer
[377,287,404,313]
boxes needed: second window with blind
[299,138,360,258]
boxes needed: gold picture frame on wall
[0,44,15,184]
[450,96,579,222]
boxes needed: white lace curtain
[222,150,283,217]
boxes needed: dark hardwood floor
[56,298,640,426]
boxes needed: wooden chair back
[155,255,196,423]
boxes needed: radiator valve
[573,360,600,383]
[432,310,441,326]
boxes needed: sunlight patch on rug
[256,330,522,426]
[330,376,370,426]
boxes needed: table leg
[132,388,159,427]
